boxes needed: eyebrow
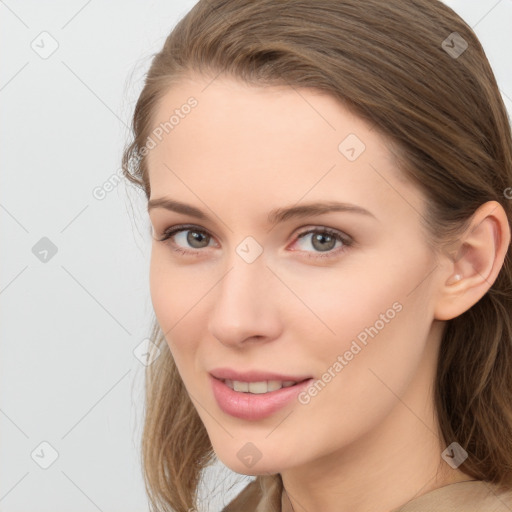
[147,197,376,225]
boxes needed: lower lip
[210,375,313,421]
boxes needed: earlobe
[434,201,511,321]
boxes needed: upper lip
[209,368,312,382]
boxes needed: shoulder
[221,475,282,512]
[393,480,512,512]
[221,479,261,512]
[222,478,512,512]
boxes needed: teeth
[233,380,249,392]
[267,380,283,392]
[224,379,298,393]
[248,381,267,394]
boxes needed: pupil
[313,233,334,252]
[188,231,208,248]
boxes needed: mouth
[209,374,314,421]
[220,378,309,394]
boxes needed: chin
[215,450,286,476]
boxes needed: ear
[434,201,511,321]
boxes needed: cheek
[149,247,175,327]
[288,242,435,376]
[303,249,435,399]
[335,240,431,325]
[149,246,211,363]
[279,261,407,349]
[149,245,202,322]
[148,249,223,420]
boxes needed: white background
[1,1,511,511]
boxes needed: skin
[146,73,510,512]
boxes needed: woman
[122,1,512,510]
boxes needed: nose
[207,254,283,348]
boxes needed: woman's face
[147,73,446,475]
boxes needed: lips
[209,368,314,420]
[209,367,312,383]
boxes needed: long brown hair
[122,1,512,510]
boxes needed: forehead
[145,74,423,224]
[148,73,373,166]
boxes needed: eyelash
[156,224,353,260]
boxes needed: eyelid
[294,226,352,244]
[289,226,353,259]
[156,223,214,241]
[155,224,218,255]
[156,223,353,258]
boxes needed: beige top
[222,475,512,512]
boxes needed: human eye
[155,224,217,256]
[289,226,353,259]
